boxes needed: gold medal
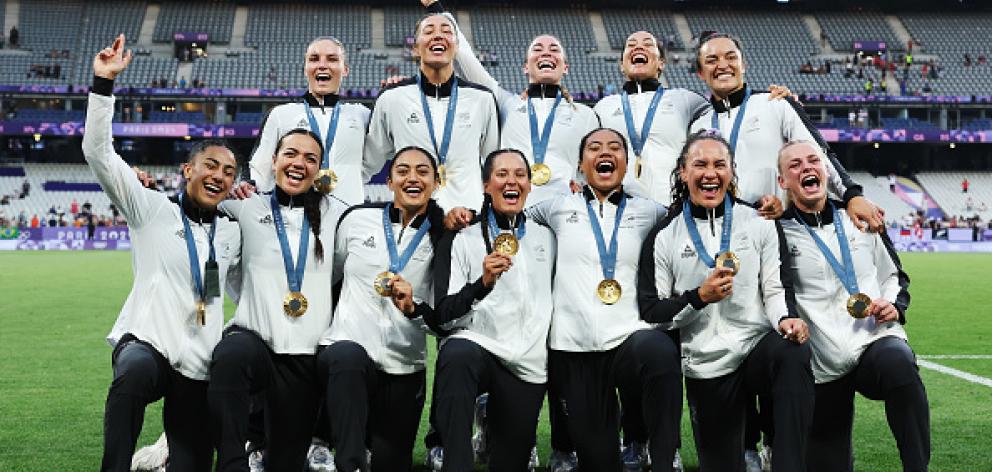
[715,251,740,276]
[437,164,447,187]
[283,291,308,318]
[597,279,622,304]
[635,156,643,179]
[313,168,338,194]
[374,271,395,297]
[531,163,551,186]
[846,292,872,319]
[492,233,519,256]
[196,300,206,326]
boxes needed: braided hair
[274,128,325,262]
[669,129,738,206]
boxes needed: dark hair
[412,14,458,52]
[274,128,326,262]
[669,129,738,205]
[188,139,238,170]
[389,146,438,180]
[482,148,530,183]
[578,127,629,165]
[695,31,744,69]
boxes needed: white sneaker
[547,450,578,472]
[472,394,489,464]
[744,449,762,472]
[248,448,265,472]
[673,450,684,472]
[759,445,773,472]
[131,432,169,471]
[307,442,336,472]
[528,446,540,471]
[621,441,648,471]
[425,446,444,471]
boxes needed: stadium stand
[601,9,683,51]
[70,0,148,87]
[152,1,236,44]
[916,171,992,221]
[383,5,421,47]
[815,11,902,52]
[848,171,917,221]
[899,13,992,95]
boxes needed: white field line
[918,360,992,388]
[918,355,992,360]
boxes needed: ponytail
[303,189,324,262]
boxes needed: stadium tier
[916,171,992,222]
[1,1,991,96]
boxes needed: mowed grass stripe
[1,252,990,470]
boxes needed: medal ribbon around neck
[711,88,751,154]
[797,201,861,296]
[303,101,341,170]
[487,209,526,242]
[417,75,459,169]
[527,91,563,167]
[585,195,627,282]
[620,88,664,158]
[179,193,217,302]
[682,195,733,268]
[270,192,311,294]
[382,203,432,274]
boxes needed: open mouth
[402,184,424,196]
[698,181,722,198]
[631,52,649,65]
[595,160,616,178]
[714,71,735,80]
[801,174,821,192]
[502,189,520,205]
[537,59,556,71]
[203,182,223,197]
[429,43,447,54]
[315,72,332,83]
[285,170,306,183]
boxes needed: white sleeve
[654,235,694,327]
[248,107,281,192]
[82,93,157,229]
[524,197,558,228]
[871,233,901,303]
[363,97,394,182]
[445,12,508,101]
[222,227,244,305]
[758,220,789,328]
[332,212,351,284]
[479,95,500,167]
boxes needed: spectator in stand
[965,197,974,211]
[17,210,27,227]
[898,78,907,96]
[979,54,987,66]
[864,79,874,96]
[21,179,30,198]
[880,79,888,95]
[962,178,969,193]
[179,77,187,89]
[844,58,854,78]
[964,54,972,67]
[889,174,897,192]
[30,214,39,228]
[71,198,80,215]
[9,26,18,48]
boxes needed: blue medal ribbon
[382,204,432,274]
[303,101,342,169]
[179,193,217,301]
[527,91,562,166]
[270,193,310,293]
[797,202,860,295]
[585,195,627,281]
[487,210,526,242]
[682,196,734,268]
[417,75,459,167]
[711,88,751,154]
[620,88,664,157]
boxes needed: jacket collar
[489,206,525,230]
[621,78,661,94]
[785,200,840,227]
[303,91,339,109]
[687,199,727,219]
[274,187,308,207]
[169,193,218,224]
[527,83,562,98]
[419,71,456,97]
[711,84,749,113]
[582,185,627,205]
[389,202,432,228]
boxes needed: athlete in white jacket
[84,35,242,472]
[209,129,348,471]
[638,131,814,472]
[317,146,447,471]
[776,141,928,472]
[248,37,370,205]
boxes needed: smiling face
[621,31,664,81]
[413,15,458,71]
[304,39,349,98]
[524,35,568,85]
[484,152,532,215]
[679,138,734,208]
[388,148,438,213]
[272,132,322,196]
[777,141,828,212]
[579,129,627,196]
[183,145,237,209]
[697,37,745,99]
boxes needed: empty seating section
[816,12,902,52]
[899,13,992,95]
[70,1,148,86]
[601,9,683,51]
[152,1,235,44]
[847,171,916,220]
[383,6,421,47]
[916,172,992,221]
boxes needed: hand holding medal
[698,266,735,303]
[376,204,432,297]
[387,274,417,316]
[481,252,513,288]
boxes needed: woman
[637,130,814,471]
[83,35,242,472]
[317,146,446,471]
[209,128,348,471]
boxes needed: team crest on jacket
[612,108,623,117]
[259,214,273,225]
[681,244,696,258]
[363,236,376,248]
[406,112,420,124]
[296,118,309,128]
[566,212,579,224]
[175,228,186,240]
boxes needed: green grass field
[1,252,991,471]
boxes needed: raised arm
[422,0,505,98]
[247,108,279,191]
